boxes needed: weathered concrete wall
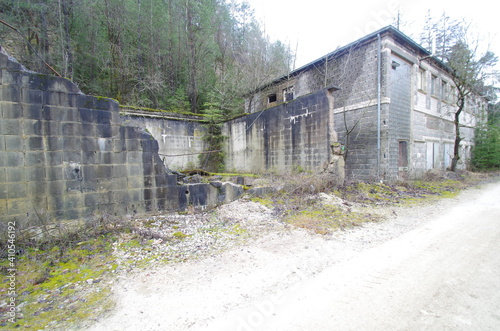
[331,38,384,180]
[0,51,238,229]
[387,54,412,179]
[224,89,338,174]
[248,35,385,180]
[410,56,480,178]
[244,28,485,181]
[120,110,206,171]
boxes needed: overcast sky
[244,0,499,70]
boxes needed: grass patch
[412,179,464,194]
[249,196,275,208]
[247,171,494,236]
[172,231,190,239]
[285,206,380,235]
[339,179,467,205]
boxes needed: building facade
[244,26,487,180]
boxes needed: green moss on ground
[1,172,492,329]
[0,234,118,330]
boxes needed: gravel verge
[83,183,483,331]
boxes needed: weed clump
[246,171,486,236]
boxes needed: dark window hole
[268,94,277,103]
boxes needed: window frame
[283,86,295,102]
[418,68,427,92]
[430,74,438,96]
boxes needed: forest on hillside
[0,0,293,114]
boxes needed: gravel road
[86,180,500,331]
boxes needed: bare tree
[446,39,497,171]
[421,16,498,171]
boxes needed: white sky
[244,0,499,70]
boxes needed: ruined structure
[224,87,341,176]
[1,26,489,228]
[0,50,241,228]
[244,26,488,180]
[119,108,206,171]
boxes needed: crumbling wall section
[0,51,231,229]
[224,89,338,174]
[120,110,206,171]
[0,51,181,227]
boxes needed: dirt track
[86,180,500,331]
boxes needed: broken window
[441,81,448,101]
[268,93,277,103]
[430,75,437,96]
[418,68,426,91]
[283,86,294,102]
[450,86,457,104]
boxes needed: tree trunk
[103,0,124,101]
[137,0,143,82]
[61,0,74,79]
[186,0,199,113]
[451,96,464,172]
[40,6,50,74]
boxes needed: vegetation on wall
[199,94,226,172]
[0,0,293,114]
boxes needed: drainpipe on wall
[377,34,382,181]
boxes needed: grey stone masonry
[243,27,486,180]
[0,50,233,230]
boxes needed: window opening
[418,68,426,91]
[398,141,408,169]
[431,75,437,96]
[283,86,294,102]
[268,94,277,103]
[441,81,448,101]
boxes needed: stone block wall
[0,51,234,230]
[329,38,384,180]
[334,105,383,180]
[241,37,382,179]
[0,51,175,226]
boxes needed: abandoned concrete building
[0,26,489,226]
[243,26,488,180]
